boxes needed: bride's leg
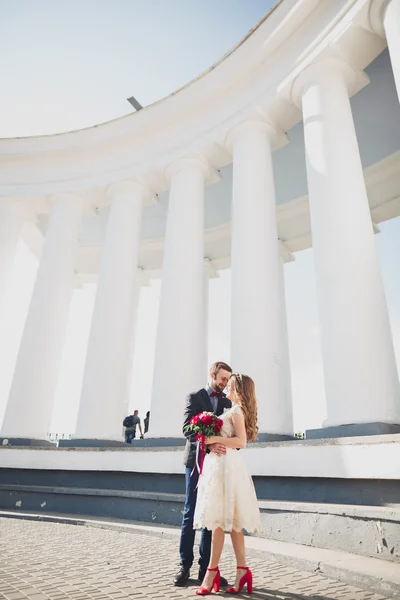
[201,528,225,589]
[229,529,247,590]
[209,527,225,567]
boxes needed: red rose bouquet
[184,411,224,478]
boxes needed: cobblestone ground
[0,518,393,600]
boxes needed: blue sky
[1,0,275,136]
[0,0,399,436]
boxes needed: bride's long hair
[229,374,259,442]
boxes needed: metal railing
[47,432,72,442]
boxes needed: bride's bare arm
[205,413,246,449]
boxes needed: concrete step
[1,509,400,598]
[2,482,400,521]
[1,482,399,563]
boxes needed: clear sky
[0,0,399,437]
[1,0,275,136]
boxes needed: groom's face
[211,369,231,393]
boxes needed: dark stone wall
[1,468,400,507]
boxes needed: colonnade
[1,0,400,442]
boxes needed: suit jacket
[182,388,232,468]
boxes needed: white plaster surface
[1,436,399,479]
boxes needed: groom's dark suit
[179,387,231,574]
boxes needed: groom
[174,361,232,587]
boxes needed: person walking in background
[123,409,143,443]
[144,411,150,435]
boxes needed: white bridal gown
[193,403,262,533]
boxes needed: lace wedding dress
[193,403,262,533]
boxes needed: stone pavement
[0,518,394,600]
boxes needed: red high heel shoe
[195,566,221,595]
[225,566,253,594]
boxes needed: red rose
[200,414,213,426]
[213,418,223,433]
[190,415,199,425]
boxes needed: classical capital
[203,258,219,280]
[0,197,36,222]
[367,0,391,37]
[225,119,287,153]
[49,191,85,204]
[278,239,295,264]
[48,191,91,215]
[107,180,148,201]
[290,57,369,107]
[164,156,218,185]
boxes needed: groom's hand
[209,443,226,457]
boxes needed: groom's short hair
[210,361,232,377]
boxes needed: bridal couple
[174,361,261,596]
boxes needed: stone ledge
[307,423,400,439]
[2,439,399,479]
[257,500,400,523]
[2,484,400,523]
[2,432,400,451]
[1,510,399,598]
[0,483,186,503]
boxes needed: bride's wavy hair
[229,374,259,442]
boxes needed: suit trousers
[179,466,211,570]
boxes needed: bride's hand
[205,436,218,445]
[206,435,225,448]
[209,442,226,457]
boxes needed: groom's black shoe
[198,569,228,587]
[174,565,190,586]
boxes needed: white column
[384,0,400,101]
[369,0,400,102]
[1,193,84,439]
[278,254,294,431]
[202,261,214,381]
[294,58,400,427]
[227,121,294,436]
[125,269,145,408]
[74,181,147,441]
[150,158,208,438]
[0,198,31,303]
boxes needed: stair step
[2,484,399,522]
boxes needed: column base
[60,437,186,448]
[59,434,294,448]
[306,422,400,440]
[138,435,294,446]
[257,433,294,442]
[59,439,127,448]
[0,437,56,447]
[130,437,186,447]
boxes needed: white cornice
[0,0,387,200]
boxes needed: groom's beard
[211,380,225,393]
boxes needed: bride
[193,373,262,596]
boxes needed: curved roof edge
[0,0,322,157]
[2,1,283,142]
[0,0,389,200]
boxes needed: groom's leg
[199,527,212,571]
[179,466,198,568]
